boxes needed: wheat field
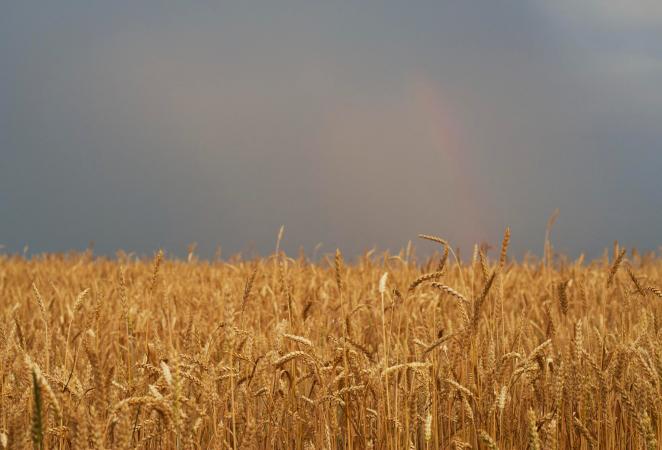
[1,230,661,449]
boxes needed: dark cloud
[1,2,661,259]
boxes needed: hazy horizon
[2,2,661,260]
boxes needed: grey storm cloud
[1,1,661,259]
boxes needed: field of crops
[1,231,661,449]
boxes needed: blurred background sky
[1,1,661,260]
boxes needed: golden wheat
[0,234,660,449]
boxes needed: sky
[1,1,661,260]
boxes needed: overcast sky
[1,1,661,260]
